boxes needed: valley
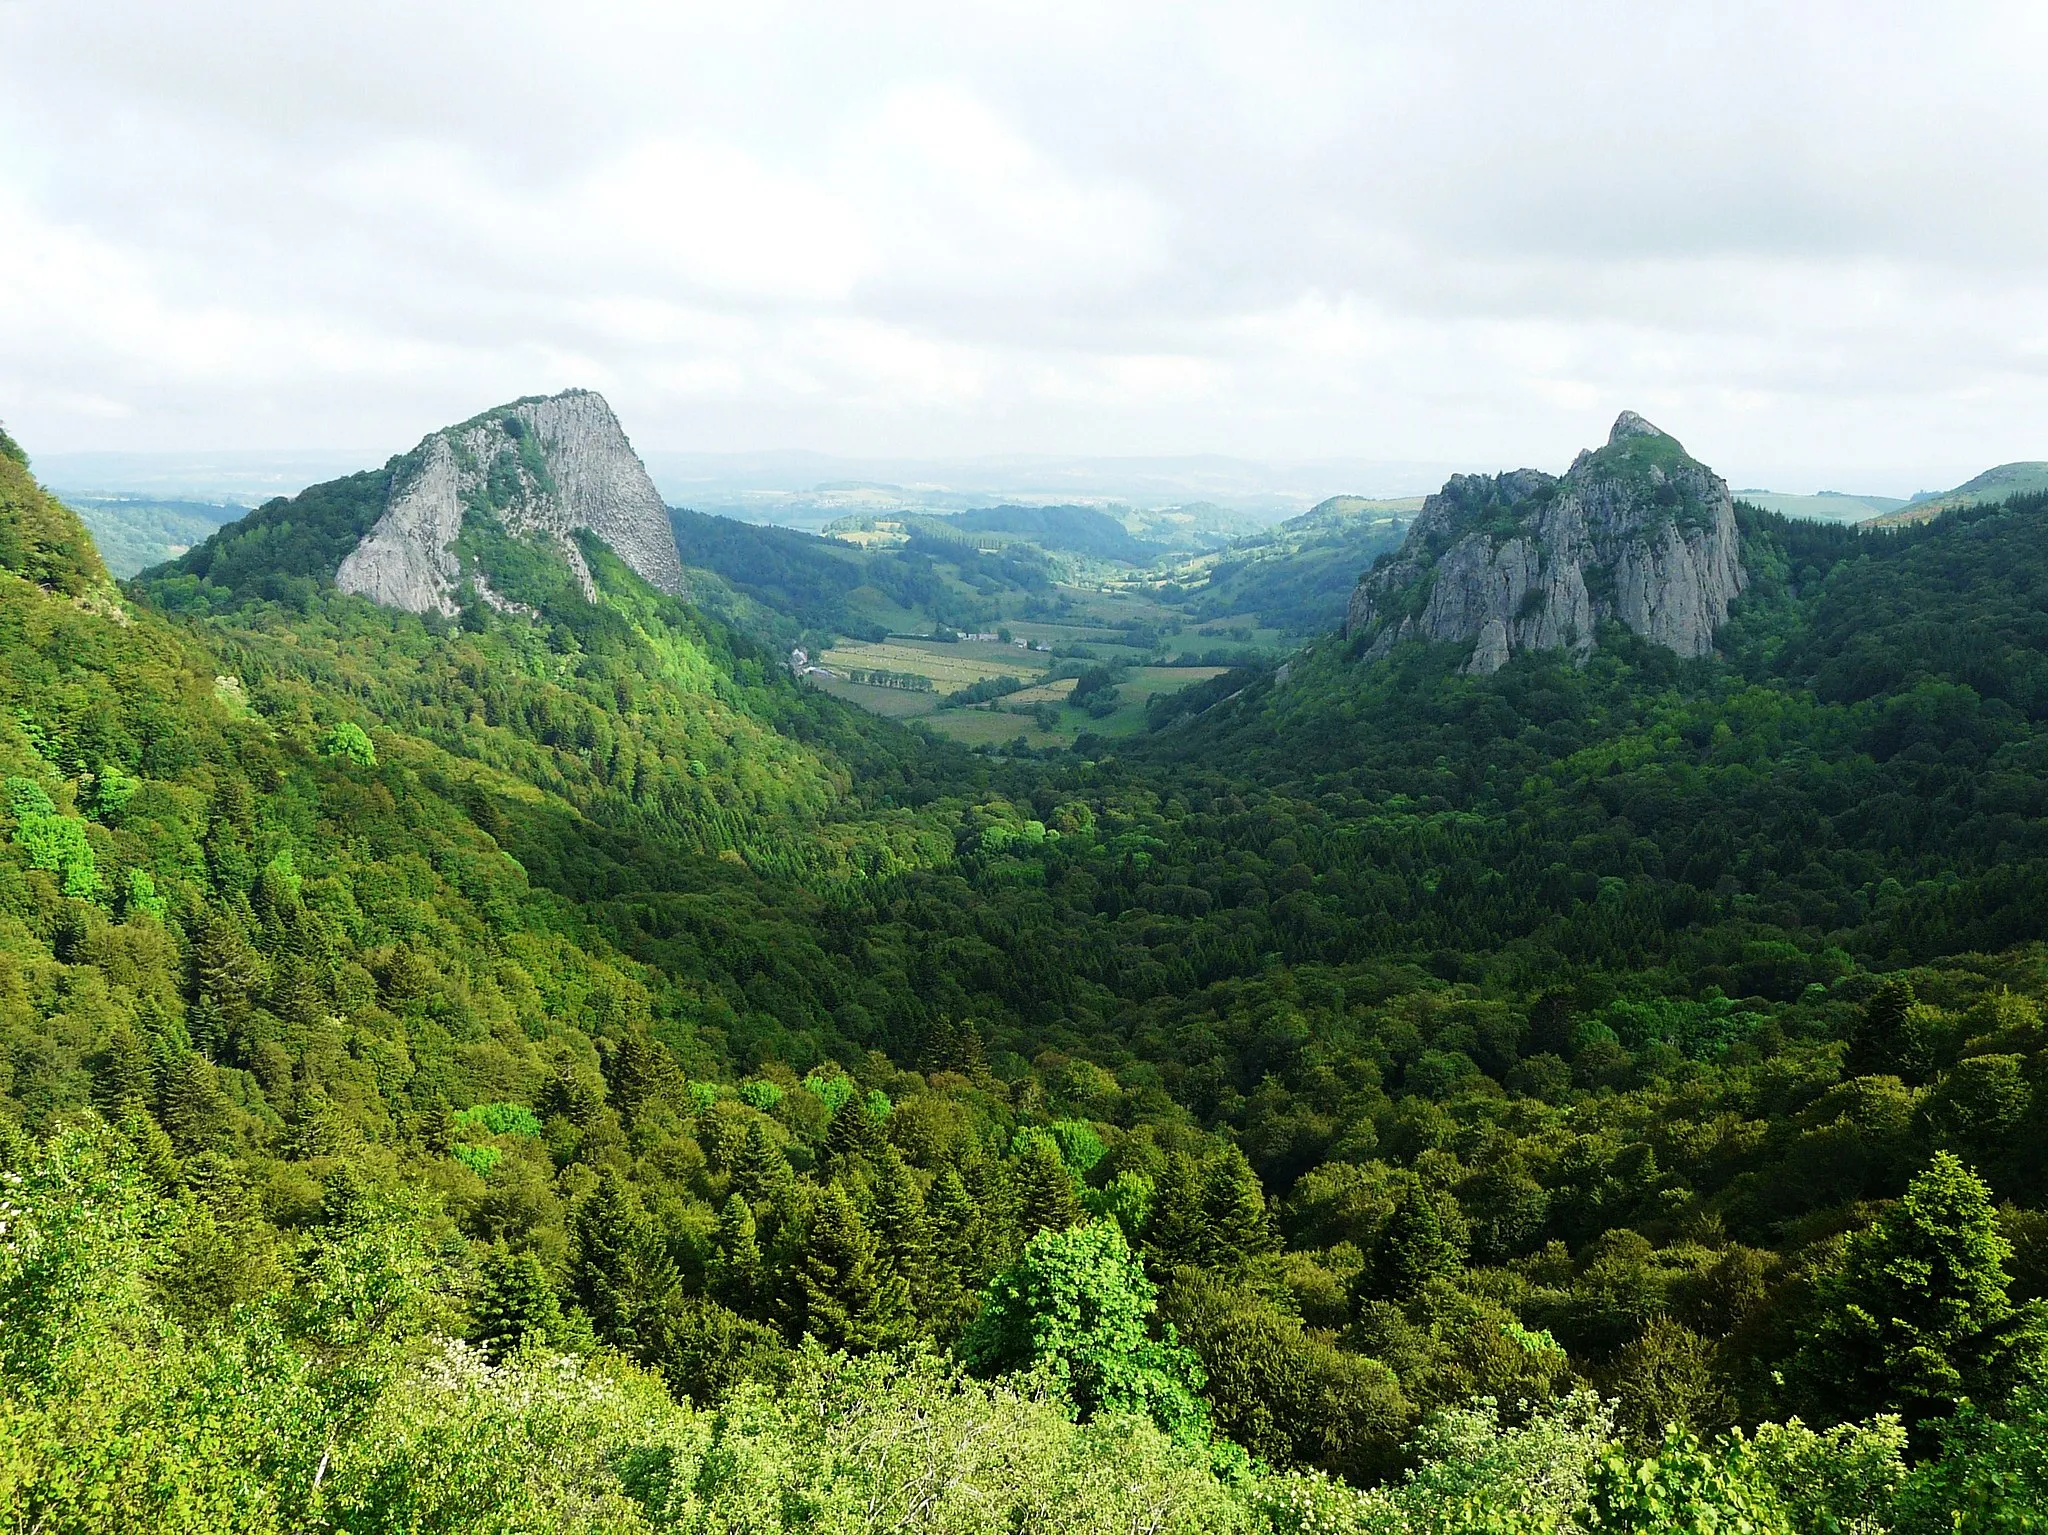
[3,394,2047,1530]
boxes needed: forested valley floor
[2,420,2046,1530]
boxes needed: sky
[3,1,2046,494]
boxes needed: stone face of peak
[1608,409,1668,444]
[1345,416,1745,675]
[336,389,684,616]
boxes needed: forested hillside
[3,412,2046,1531]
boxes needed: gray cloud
[2,0,2044,490]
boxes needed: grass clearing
[818,639,1044,695]
[806,675,941,717]
[1005,677,1078,705]
[915,665,1226,751]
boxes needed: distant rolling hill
[941,503,1167,563]
[1183,494,1418,638]
[54,494,248,578]
[1733,489,1908,523]
[1863,461,2048,526]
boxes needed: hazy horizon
[27,438,1967,528]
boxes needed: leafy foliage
[0,423,2044,1523]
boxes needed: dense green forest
[3,415,2047,1530]
[1185,497,1413,638]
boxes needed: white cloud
[1,0,2046,489]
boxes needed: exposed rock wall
[1345,412,1744,674]
[336,389,684,615]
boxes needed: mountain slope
[1188,495,1414,637]
[668,504,882,643]
[943,503,1166,563]
[1863,460,2048,527]
[6,398,2048,1523]
[0,423,115,597]
[1734,489,1908,522]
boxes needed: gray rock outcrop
[1344,412,1744,674]
[336,389,684,615]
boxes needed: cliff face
[1344,412,1745,674]
[336,389,684,615]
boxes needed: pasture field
[805,675,941,717]
[1004,676,1078,705]
[918,708,1077,750]
[918,665,1226,751]
[818,639,1045,695]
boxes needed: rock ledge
[337,389,684,615]
[1344,412,1745,674]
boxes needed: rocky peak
[336,389,684,616]
[1345,412,1745,674]
[1608,409,1666,444]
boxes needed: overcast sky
[3,1,2046,491]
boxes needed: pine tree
[1525,991,1576,1059]
[89,1024,154,1111]
[710,1193,764,1316]
[185,912,264,1059]
[1796,1151,2048,1431]
[1013,1135,1084,1238]
[571,1169,678,1355]
[731,1118,798,1240]
[824,1096,887,1172]
[158,1052,230,1153]
[164,1152,280,1324]
[1848,978,1919,1079]
[1366,1180,1464,1302]
[961,1152,1018,1271]
[1202,1146,1277,1269]
[114,1098,181,1187]
[1143,1151,1209,1270]
[473,1244,565,1359]
[925,1163,987,1333]
[868,1152,927,1339]
[793,1183,885,1350]
[607,1031,684,1122]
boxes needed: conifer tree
[607,1031,684,1123]
[89,1024,154,1111]
[571,1169,677,1355]
[1013,1135,1084,1238]
[960,1153,1018,1270]
[1848,979,1920,1080]
[1796,1152,2048,1431]
[185,912,263,1056]
[869,1151,931,1334]
[1202,1146,1276,1269]
[1143,1151,1209,1269]
[925,1163,987,1332]
[824,1096,887,1171]
[113,1097,180,1188]
[1366,1180,1464,1302]
[158,1052,230,1153]
[711,1193,764,1316]
[732,1118,798,1245]
[473,1244,565,1359]
[792,1183,887,1350]
[165,1152,279,1323]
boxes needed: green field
[805,675,943,717]
[818,637,1041,695]
[914,665,1227,751]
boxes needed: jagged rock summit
[1345,411,1745,674]
[336,389,685,615]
